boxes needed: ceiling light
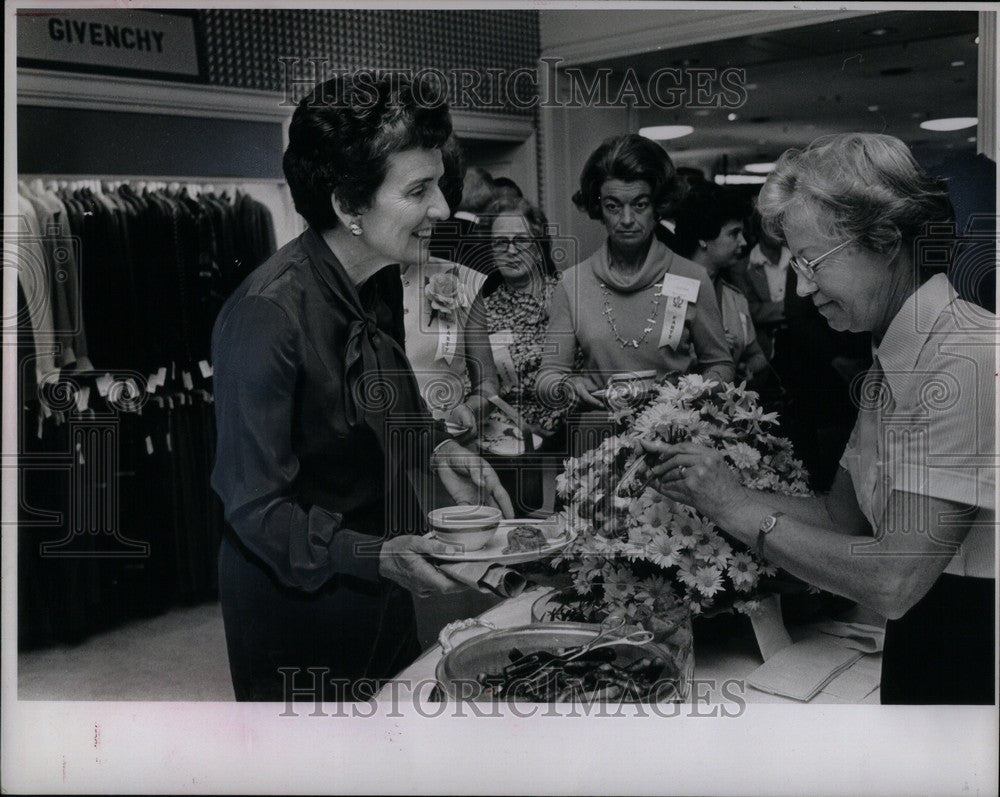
[951,60,965,67]
[727,113,738,121]
[745,83,758,91]
[967,136,976,143]
[694,109,712,117]
[864,27,896,37]
[743,162,775,173]
[714,175,768,185]
[638,125,694,140]
[974,36,980,45]
[920,117,977,131]
[868,105,879,112]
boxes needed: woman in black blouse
[211,72,512,701]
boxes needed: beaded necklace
[600,281,662,349]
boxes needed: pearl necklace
[600,281,662,349]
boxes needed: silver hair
[756,133,954,254]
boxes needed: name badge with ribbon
[488,329,518,391]
[658,273,701,350]
[435,315,458,364]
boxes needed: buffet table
[378,586,883,704]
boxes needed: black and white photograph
[3,2,997,794]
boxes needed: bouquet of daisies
[549,374,811,623]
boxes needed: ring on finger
[679,465,687,478]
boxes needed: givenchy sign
[18,9,203,80]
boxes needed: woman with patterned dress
[459,196,571,512]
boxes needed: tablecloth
[377,586,882,704]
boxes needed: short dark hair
[492,176,523,198]
[282,71,453,231]
[484,195,557,277]
[459,166,495,214]
[438,136,467,214]
[673,184,749,258]
[572,134,681,220]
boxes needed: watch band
[756,511,785,560]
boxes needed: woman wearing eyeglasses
[453,196,573,512]
[536,134,734,414]
[642,133,995,704]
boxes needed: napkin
[747,594,793,661]
[810,620,886,654]
[438,561,527,598]
[746,635,863,702]
[810,605,886,654]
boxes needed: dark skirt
[881,573,995,705]
[218,530,420,702]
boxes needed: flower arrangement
[548,374,811,626]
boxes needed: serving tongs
[516,615,653,684]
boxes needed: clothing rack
[17,175,283,649]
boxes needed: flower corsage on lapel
[424,269,471,364]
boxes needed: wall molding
[17,67,535,142]
[540,9,877,66]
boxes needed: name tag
[436,317,458,364]
[489,329,518,391]
[658,274,700,351]
[659,273,701,303]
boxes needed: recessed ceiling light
[745,83,758,91]
[920,117,978,131]
[694,109,711,117]
[868,105,880,112]
[974,36,980,45]
[744,162,776,173]
[727,113,738,121]
[951,60,965,67]
[967,136,977,143]
[638,125,694,140]
[864,26,896,37]
[714,175,768,185]
[911,112,924,118]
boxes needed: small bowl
[427,506,502,550]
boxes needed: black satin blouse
[211,227,446,592]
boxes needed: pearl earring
[349,221,363,236]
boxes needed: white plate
[426,520,576,564]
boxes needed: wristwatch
[756,512,785,560]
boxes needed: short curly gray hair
[756,133,954,254]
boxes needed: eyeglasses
[788,239,856,281]
[491,235,536,253]
[599,196,652,216]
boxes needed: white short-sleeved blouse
[839,274,996,578]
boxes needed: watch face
[761,516,776,532]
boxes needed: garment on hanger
[17,177,277,648]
